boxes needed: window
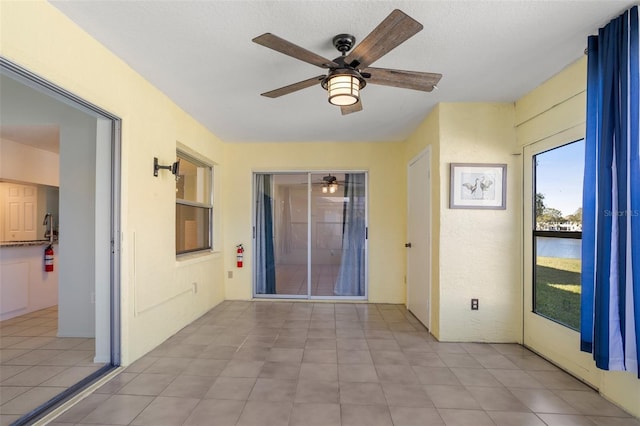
[176,152,212,254]
[532,139,584,330]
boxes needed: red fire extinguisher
[44,244,54,272]
[236,244,244,268]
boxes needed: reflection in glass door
[255,173,308,296]
[310,173,366,297]
[254,172,367,298]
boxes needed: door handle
[405,243,412,248]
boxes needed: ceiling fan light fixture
[323,182,338,193]
[327,74,360,106]
[322,174,339,193]
[323,69,366,107]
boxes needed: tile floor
[44,301,639,426]
[274,264,340,296]
[0,306,103,425]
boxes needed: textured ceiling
[50,0,633,143]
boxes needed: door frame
[252,170,368,300]
[406,147,432,329]
[1,57,122,425]
[522,129,600,387]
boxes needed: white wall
[0,139,59,187]
[57,109,98,338]
[0,74,61,188]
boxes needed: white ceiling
[0,125,60,153]
[49,0,633,143]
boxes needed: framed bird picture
[450,163,506,209]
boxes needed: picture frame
[450,163,506,209]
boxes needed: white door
[407,149,431,328]
[3,183,37,241]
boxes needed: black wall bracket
[153,157,180,178]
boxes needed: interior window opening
[175,152,213,255]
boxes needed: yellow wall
[406,103,521,342]
[438,103,521,342]
[1,0,227,364]
[517,57,640,418]
[516,58,587,148]
[222,141,406,303]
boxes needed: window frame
[175,150,213,256]
[531,140,584,331]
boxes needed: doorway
[523,137,599,386]
[253,172,367,299]
[406,148,431,328]
[0,59,120,424]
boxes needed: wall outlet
[192,282,198,294]
[228,271,233,279]
[471,298,479,310]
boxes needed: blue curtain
[334,173,366,296]
[581,5,639,376]
[255,174,276,294]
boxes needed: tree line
[536,193,582,224]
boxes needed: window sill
[176,250,221,266]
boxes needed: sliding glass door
[524,138,600,385]
[254,172,367,299]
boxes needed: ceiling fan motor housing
[323,36,367,92]
[333,34,356,53]
[321,64,367,90]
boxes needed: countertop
[0,240,58,248]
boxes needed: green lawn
[535,256,581,330]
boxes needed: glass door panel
[275,174,309,296]
[255,173,308,296]
[310,173,366,297]
[310,173,344,296]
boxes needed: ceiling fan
[252,9,442,115]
